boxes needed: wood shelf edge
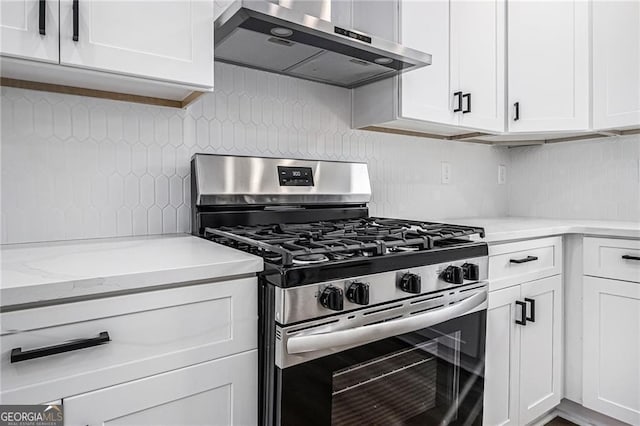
[360,125,640,147]
[0,77,205,109]
[360,126,493,144]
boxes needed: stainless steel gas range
[191,154,488,426]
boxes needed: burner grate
[204,217,485,266]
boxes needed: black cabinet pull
[72,0,79,41]
[524,298,535,322]
[622,254,640,261]
[462,93,471,113]
[514,102,520,121]
[453,91,463,112]
[510,255,538,264]
[39,0,46,35]
[515,300,527,326]
[10,331,110,363]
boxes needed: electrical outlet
[498,165,507,185]
[441,162,451,184]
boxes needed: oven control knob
[441,265,464,285]
[399,273,422,294]
[461,263,480,281]
[346,282,370,305]
[319,286,344,311]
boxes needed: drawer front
[0,277,257,404]
[64,350,258,426]
[584,237,640,283]
[489,237,562,291]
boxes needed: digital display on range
[278,166,314,186]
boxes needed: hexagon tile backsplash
[0,63,511,244]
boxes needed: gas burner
[351,231,405,242]
[292,254,330,265]
[390,246,420,252]
[328,251,357,261]
[262,251,283,263]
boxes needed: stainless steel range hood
[214,0,432,88]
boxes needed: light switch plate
[498,164,506,185]
[441,162,451,184]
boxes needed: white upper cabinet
[1,0,214,103]
[507,0,589,132]
[592,0,640,130]
[0,0,59,63]
[58,0,214,88]
[451,0,505,132]
[352,0,506,134]
[400,0,457,126]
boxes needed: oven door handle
[287,290,487,355]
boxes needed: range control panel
[278,166,314,186]
[273,256,489,325]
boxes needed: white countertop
[451,217,640,243]
[2,218,638,308]
[1,234,263,308]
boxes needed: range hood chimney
[214,0,432,89]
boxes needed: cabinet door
[507,0,588,132]
[63,350,258,426]
[399,0,458,125]
[519,275,563,424]
[58,0,214,88]
[0,0,59,63]
[451,0,505,132]
[593,1,640,130]
[484,285,521,426]
[583,277,640,425]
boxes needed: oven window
[331,333,461,425]
[276,310,485,426]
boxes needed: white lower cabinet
[64,349,257,426]
[484,275,563,426]
[484,285,521,426]
[1,276,259,425]
[519,277,563,424]
[583,276,640,425]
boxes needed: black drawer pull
[515,300,527,326]
[514,102,520,121]
[524,298,535,323]
[622,254,640,261]
[72,0,79,41]
[11,331,110,363]
[39,0,46,35]
[453,91,463,112]
[510,255,538,264]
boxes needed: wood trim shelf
[360,125,640,147]
[0,78,204,109]
[361,126,493,144]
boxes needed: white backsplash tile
[508,135,640,221]
[1,63,509,244]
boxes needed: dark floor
[545,417,578,426]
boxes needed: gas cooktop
[204,217,486,286]
[206,217,484,266]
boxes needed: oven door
[273,288,487,426]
